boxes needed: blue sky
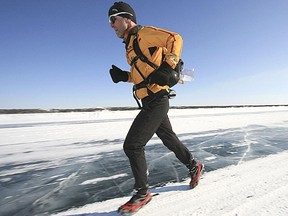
[1,0,287,109]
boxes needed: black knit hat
[108,1,137,23]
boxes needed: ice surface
[52,151,288,216]
[1,106,288,215]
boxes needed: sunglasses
[109,12,133,24]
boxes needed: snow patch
[80,173,128,185]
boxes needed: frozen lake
[0,106,288,215]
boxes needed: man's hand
[109,65,129,83]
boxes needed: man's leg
[156,115,204,188]
[156,115,194,166]
[123,96,169,192]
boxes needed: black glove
[109,65,129,83]
[149,61,179,87]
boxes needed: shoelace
[128,193,147,204]
[189,166,198,178]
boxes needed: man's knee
[123,141,146,160]
[123,140,133,156]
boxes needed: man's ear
[125,18,134,25]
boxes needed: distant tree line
[0,104,287,114]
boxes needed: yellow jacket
[124,25,183,99]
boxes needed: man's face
[110,16,129,39]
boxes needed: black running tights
[123,95,193,191]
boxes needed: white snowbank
[53,151,288,216]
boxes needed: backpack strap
[129,35,155,108]
[131,38,158,70]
